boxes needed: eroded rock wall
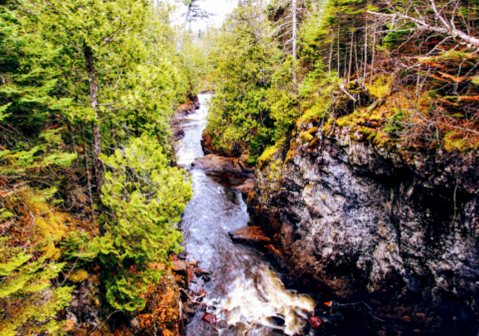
[248,125,479,334]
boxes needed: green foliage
[95,135,192,311]
[205,4,278,158]
[0,238,72,336]
[19,0,191,148]
[0,129,77,176]
[383,108,407,137]
[0,0,200,327]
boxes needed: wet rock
[194,268,211,277]
[186,268,195,286]
[183,302,196,317]
[177,95,200,116]
[202,313,216,325]
[223,322,247,336]
[178,251,188,260]
[187,314,219,336]
[195,303,207,313]
[309,316,324,329]
[174,129,185,141]
[188,260,199,267]
[229,225,271,245]
[267,315,285,326]
[193,154,253,176]
[171,260,186,274]
[217,320,228,329]
[231,178,255,196]
[201,132,215,155]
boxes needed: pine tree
[95,135,192,311]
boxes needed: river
[174,93,316,335]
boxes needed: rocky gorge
[242,121,479,335]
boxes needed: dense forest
[205,0,479,162]
[1,0,478,335]
[0,0,206,334]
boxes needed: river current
[175,94,315,336]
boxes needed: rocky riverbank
[171,95,201,141]
[246,122,479,335]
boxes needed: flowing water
[175,94,315,336]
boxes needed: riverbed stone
[188,260,199,267]
[171,260,186,274]
[229,225,271,245]
[192,154,254,176]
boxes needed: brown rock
[188,260,199,267]
[231,178,255,196]
[192,155,253,176]
[186,268,195,286]
[171,260,186,274]
[201,132,215,155]
[229,226,271,245]
[194,268,211,277]
[202,313,216,325]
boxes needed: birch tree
[176,0,209,52]
[268,0,307,91]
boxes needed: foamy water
[175,94,315,335]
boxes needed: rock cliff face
[247,124,479,334]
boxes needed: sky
[168,0,239,32]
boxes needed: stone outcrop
[247,123,479,335]
[192,154,254,176]
[229,225,271,245]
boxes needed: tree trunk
[363,23,368,83]
[292,0,298,91]
[328,37,333,76]
[84,45,104,226]
[348,30,354,83]
[177,3,192,52]
[370,30,376,86]
[337,17,340,76]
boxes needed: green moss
[298,104,325,126]
[267,160,283,182]
[366,74,393,99]
[285,148,295,162]
[358,127,377,140]
[322,121,333,134]
[299,126,318,143]
[335,117,352,128]
[69,269,88,283]
[258,144,279,169]
[299,132,314,142]
[443,131,475,152]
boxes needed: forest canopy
[0,0,201,334]
[205,0,479,161]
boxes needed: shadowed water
[175,94,315,335]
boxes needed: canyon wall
[247,123,479,335]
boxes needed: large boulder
[192,154,253,176]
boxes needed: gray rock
[248,127,479,334]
